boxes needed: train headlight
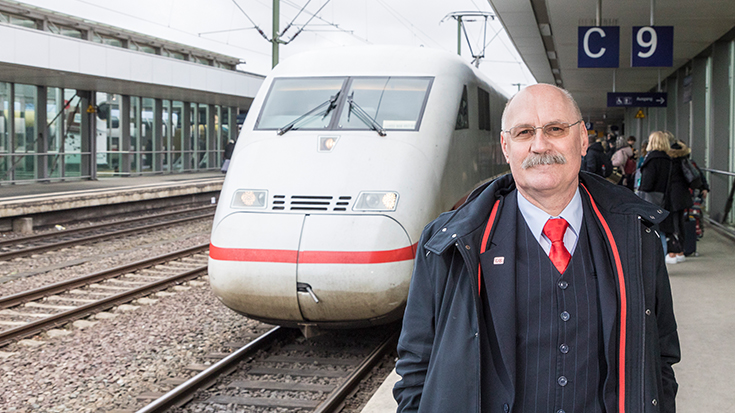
[232,190,267,209]
[353,191,399,211]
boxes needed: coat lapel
[479,191,518,396]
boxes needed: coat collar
[425,172,667,255]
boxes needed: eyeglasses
[503,120,584,142]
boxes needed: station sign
[631,26,674,67]
[578,26,620,68]
[607,92,667,107]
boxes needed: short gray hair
[501,84,583,130]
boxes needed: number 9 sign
[632,26,673,67]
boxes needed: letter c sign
[578,26,620,68]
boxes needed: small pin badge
[493,257,504,265]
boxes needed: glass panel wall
[0,82,9,181]
[141,98,155,172]
[14,84,36,181]
[163,100,171,171]
[63,89,82,178]
[197,104,209,169]
[96,92,122,176]
[46,87,63,179]
[130,97,140,173]
[171,101,184,172]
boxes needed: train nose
[208,213,415,326]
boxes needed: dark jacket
[393,172,680,413]
[582,141,612,177]
[638,150,672,200]
[666,144,695,212]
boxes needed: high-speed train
[208,46,509,333]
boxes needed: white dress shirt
[517,187,583,256]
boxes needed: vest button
[557,376,568,386]
[559,343,569,354]
[558,280,568,289]
[557,410,566,413]
[503,403,510,412]
[560,311,570,321]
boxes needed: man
[582,134,612,178]
[393,84,680,413]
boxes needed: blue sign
[607,92,667,107]
[578,26,620,68]
[631,26,673,67]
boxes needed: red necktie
[543,218,571,274]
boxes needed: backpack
[623,157,637,175]
[680,158,703,189]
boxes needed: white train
[208,46,509,334]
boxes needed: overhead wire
[280,0,313,37]
[374,0,445,49]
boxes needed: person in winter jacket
[661,140,697,263]
[612,136,636,189]
[581,135,612,177]
[394,84,679,413]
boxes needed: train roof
[271,45,509,98]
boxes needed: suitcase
[683,218,698,256]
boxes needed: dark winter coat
[638,150,672,203]
[582,141,612,177]
[666,144,695,212]
[393,172,680,413]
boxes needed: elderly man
[393,84,680,413]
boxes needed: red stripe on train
[209,243,418,264]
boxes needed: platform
[362,224,735,412]
[0,172,224,231]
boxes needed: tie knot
[543,218,569,243]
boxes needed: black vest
[513,209,606,413]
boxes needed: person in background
[661,140,696,263]
[221,139,235,173]
[581,135,612,177]
[611,136,635,189]
[605,132,617,156]
[628,135,637,156]
[394,84,679,413]
[637,139,649,169]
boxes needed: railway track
[0,244,209,347]
[137,325,399,413]
[0,205,215,262]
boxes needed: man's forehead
[505,87,574,124]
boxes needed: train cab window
[455,86,469,130]
[478,88,491,131]
[337,77,432,131]
[256,77,347,130]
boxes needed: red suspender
[478,200,501,295]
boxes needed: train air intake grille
[272,195,352,212]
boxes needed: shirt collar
[516,187,583,243]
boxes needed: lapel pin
[494,257,504,265]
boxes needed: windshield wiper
[347,92,386,137]
[277,91,340,135]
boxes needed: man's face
[500,85,588,199]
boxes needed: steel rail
[0,205,215,248]
[313,330,399,413]
[0,212,213,261]
[0,244,208,309]
[0,264,208,347]
[135,326,288,413]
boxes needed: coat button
[558,280,568,290]
[465,244,471,250]
[557,410,566,413]
[646,309,652,315]
[645,228,651,233]
[652,399,658,406]
[650,215,655,220]
[452,234,457,238]
[442,228,447,232]
[560,311,570,321]
[503,403,509,412]
[657,209,663,214]
[559,343,569,354]
[557,376,568,386]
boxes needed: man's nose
[529,128,553,151]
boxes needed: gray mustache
[521,153,567,169]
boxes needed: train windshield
[338,77,432,131]
[256,77,346,130]
[255,76,433,133]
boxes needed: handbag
[680,158,703,189]
[636,190,665,207]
